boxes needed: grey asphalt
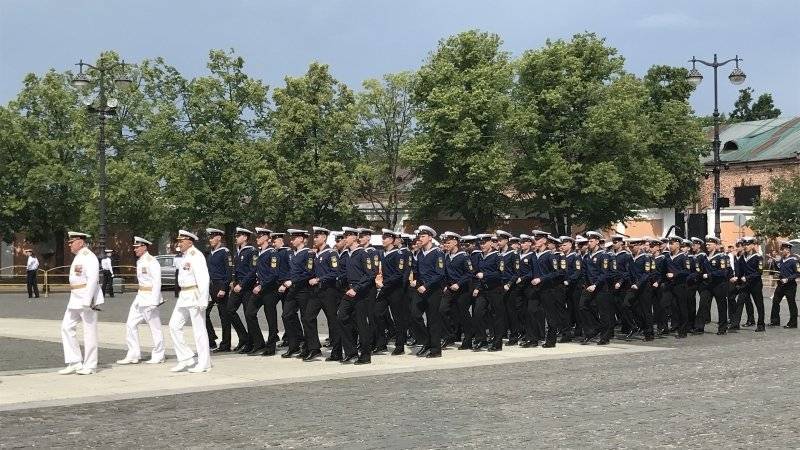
[2,290,799,448]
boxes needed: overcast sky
[2,0,798,116]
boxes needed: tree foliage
[730,87,782,122]
[748,174,800,238]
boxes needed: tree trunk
[54,228,65,268]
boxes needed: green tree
[730,87,781,121]
[0,106,31,242]
[512,33,704,233]
[354,72,416,229]
[405,30,514,232]
[748,174,800,238]
[270,62,362,228]
[9,70,93,265]
[156,49,281,243]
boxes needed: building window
[734,185,761,206]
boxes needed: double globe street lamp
[686,54,746,238]
[71,58,133,254]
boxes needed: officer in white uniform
[58,231,104,375]
[169,230,212,373]
[117,237,166,365]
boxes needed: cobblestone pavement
[1,291,799,448]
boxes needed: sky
[1,0,798,116]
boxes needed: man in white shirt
[58,231,104,375]
[169,230,212,373]
[24,249,40,298]
[117,237,166,365]
[100,249,115,298]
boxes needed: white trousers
[169,305,211,369]
[61,307,98,369]
[125,303,165,361]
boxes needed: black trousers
[440,287,474,344]
[523,285,543,342]
[410,286,444,353]
[664,281,690,336]
[734,279,765,326]
[102,270,114,297]
[565,283,581,333]
[504,286,523,339]
[383,285,407,349]
[282,285,310,351]
[225,288,250,347]
[338,292,372,358]
[624,287,654,336]
[244,284,279,349]
[303,285,341,352]
[652,284,668,331]
[206,281,227,343]
[475,286,505,348]
[541,286,563,344]
[686,285,698,330]
[578,288,601,337]
[770,281,798,326]
[611,288,637,332]
[366,286,387,349]
[595,287,616,341]
[695,281,729,331]
[26,270,39,298]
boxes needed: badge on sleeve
[228,254,234,267]
[552,259,558,269]
[437,257,444,269]
[685,260,691,269]
[252,254,258,266]
[366,257,372,270]
[307,257,313,270]
[602,259,608,269]
[331,255,338,268]
[645,261,651,272]
[796,262,800,273]
[515,259,520,270]
[467,261,473,272]
[575,260,581,270]
[374,255,380,268]
[721,259,727,268]
[270,256,277,268]
[499,260,505,272]
[560,259,566,270]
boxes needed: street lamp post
[686,54,746,238]
[71,58,132,254]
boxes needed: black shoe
[596,339,609,345]
[542,342,556,348]
[323,338,331,348]
[691,329,704,336]
[296,349,310,359]
[506,338,518,346]
[277,340,289,348]
[644,335,655,341]
[784,323,797,329]
[415,346,431,357]
[716,329,727,335]
[233,342,247,352]
[487,345,502,352]
[457,341,473,350]
[372,345,388,354]
[354,356,371,365]
[441,338,456,349]
[624,329,640,340]
[727,325,740,332]
[261,347,276,356]
[743,321,755,328]
[768,322,780,327]
[281,348,301,358]
[391,347,405,355]
[303,349,322,361]
[212,346,231,353]
[237,345,254,354]
[755,324,765,332]
[326,354,343,362]
[472,340,488,351]
[675,334,687,339]
[426,351,442,358]
[209,341,218,350]
[341,353,359,363]
[247,346,266,356]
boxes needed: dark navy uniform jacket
[445,251,472,291]
[583,249,611,288]
[565,252,583,287]
[233,245,256,288]
[476,251,502,290]
[666,252,691,283]
[365,247,381,279]
[734,252,745,278]
[692,252,708,285]
[243,247,277,288]
[289,247,315,286]
[778,256,799,282]
[416,246,445,290]
[337,249,350,289]
[500,250,519,286]
[535,250,560,288]
[742,253,763,283]
[517,252,535,286]
[346,247,376,296]
[207,247,232,283]
[400,248,413,286]
[553,251,567,284]
[274,247,291,283]
[613,250,632,287]
[629,253,653,290]
[703,251,731,283]
[380,248,405,290]
[314,247,339,288]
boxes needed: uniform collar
[483,250,498,257]
[589,250,603,258]
[421,245,439,256]
[237,245,254,252]
[211,246,228,255]
[384,247,399,256]
[450,251,466,258]
[519,251,533,258]
[633,253,646,261]
[535,249,551,257]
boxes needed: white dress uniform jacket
[61,246,103,370]
[169,245,212,371]
[67,247,104,309]
[176,247,210,307]
[135,252,163,307]
[122,251,165,362]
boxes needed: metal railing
[0,265,138,297]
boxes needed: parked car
[155,255,176,290]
